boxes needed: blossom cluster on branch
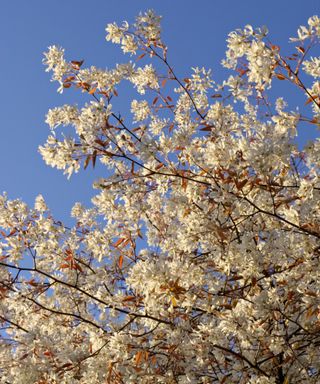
[0,10,320,384]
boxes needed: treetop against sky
[1,0,319,221]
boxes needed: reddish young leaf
[122,295,136,302]
[305,96,317,105]
[275,73,286,80]
[59,263,71,269]
[135,351,143,366]
[155,163,164,170]
[136,53,146,61]
[74,263,83,273]
[71,60,84,69]
[92,150,97,168]
[84,155,91,170]
[112,238,125,248]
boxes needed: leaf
[310,118,320,126]
[81,82,90,91]
[271,44,280,51]
[171,296,177,307]
[122,295,136,302]
[135,350,143,366]
[155,163,164,170]
[275,73,286,80]
[235,179,248,190]
[161,78,167,88]
[183,207,191,217]
[74,263,83,273]
[92,150,97,168]
[305,96,317,105]
[122,238,131,248]
[229,275,243,281]
[136,53,146,61]
[296,46,305,54]
[89,87,97,95]
[216,227,228,241]
[8,229,17,237]
[181,177,188,191]
[118,255,124,269]
[98,90,109,98]
[95,138,106,147]
[84,155,91,170]
[112,238,125,248]
[218,304,233,310]
[200,126,214,131]
[63,83,72,88]
[59,263,70,269]
[167,95,173,102]
[152,96,159,106]
[64,76,75,83]
[306,307,314,319]
[71,60,84,69]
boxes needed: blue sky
[1,0,319,223]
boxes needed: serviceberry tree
[0,10,320,384]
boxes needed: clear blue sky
[1,0,319,222]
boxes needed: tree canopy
[0,10,320,384]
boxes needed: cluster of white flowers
[303,56,320,78]
[45,104,79,130]
[189,67,214,94]
[290,15,320,41]
[222,25,276,90]
[76,100,112,144]
[105,21,138,54]
[43,45,71,93]
[39,135,81,178]
[34,194,48,213]
[134,9,162,43]
[130,99,150,122]
[105,21,129,44]
[105,10,162,55]
[129,64,159,94]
